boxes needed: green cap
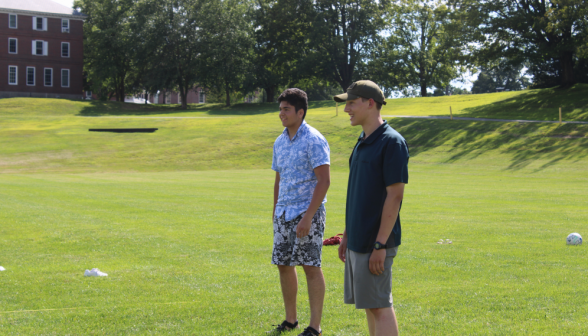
[333,80,386,105]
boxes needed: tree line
[75,0,588,108]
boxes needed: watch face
[374,242,382,249]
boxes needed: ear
[297,108,305,117]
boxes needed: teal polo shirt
[346,121,409,253]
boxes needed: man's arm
[369,182,405,275]
[273,172,280,221]
[296,164,331,238]
[338,229,348,262]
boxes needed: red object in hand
[323,233,344,246]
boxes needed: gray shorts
[344,247,398,309]
[271,206,326,267]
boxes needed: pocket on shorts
[273,216,279,233]
[288,230,297,245]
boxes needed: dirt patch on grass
[0,151,74,167]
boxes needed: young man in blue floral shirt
[269,89,330,336]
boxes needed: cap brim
[333,92,360,103]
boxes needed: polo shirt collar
[283,120,308,142]
[358,120,389,145]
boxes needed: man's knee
[366,307,392,319]
[278,265,296,274]
[302,265,323,277]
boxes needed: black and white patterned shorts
[272,206,326,267]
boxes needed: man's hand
[296,216,312,238]
[338,234,348,262]
[369,249,386,275]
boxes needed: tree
[75,0,140,101]
[385,0,469,97]
[471,71,495,93]
[311,0,390,92]
[247,0,315,102]
[135,0,209,110]
[360,34,407,98]
[471,58,530,93]
[198,0,254,106]
[470,0,588,87]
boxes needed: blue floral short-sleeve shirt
[272,121,330,221]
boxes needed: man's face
[344,98,370,126]
[279,101,303,128]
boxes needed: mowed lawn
[1,168,587,335]
[1,90,588,334]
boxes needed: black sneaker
[298,326,322,336]
[267,320,298,335]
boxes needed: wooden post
[450,106,453,120]
[559,107,562,124]
[336,102,339,116]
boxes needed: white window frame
[199,91,205,104]
[26,67,35,86]
[8,65,18,85]
[9,14,17,29]
[44,68,53,87]
[165,93,171,104]
[61,69,70,88]
[61,42,70,57]
[61,19,69,33]
[33,17,48,31]
[8,38,17,54]
[32,40,48,56]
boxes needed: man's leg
[365,307,398,336]
[365,309,376,336]
[302,265,325,331]
[278,265,298,326]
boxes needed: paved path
[83,115,588,124]
[382,115,588,124]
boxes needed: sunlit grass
[0,91,587,334]
[0,167,587,334]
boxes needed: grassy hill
[385,84,588,121]
[1,85,587,174]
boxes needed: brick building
[0,0,85,99]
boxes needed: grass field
[1,86,587,334]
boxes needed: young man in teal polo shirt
[334,80,409,336]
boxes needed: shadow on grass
[76,101,278,116]
[458,84,588,121]
[76,100,336,117]
[390,118,588,171]
[203,100,335,115]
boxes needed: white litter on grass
[84,268,108,277]
[0,266,5,271]
[437,239,453,245]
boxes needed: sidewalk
[382,115,588,125]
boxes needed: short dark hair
[361,97,383,111]
[278,88,308,120]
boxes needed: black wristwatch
[374,241,387,250]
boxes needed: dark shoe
[267,320,298,335]
[298,326,322,336]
